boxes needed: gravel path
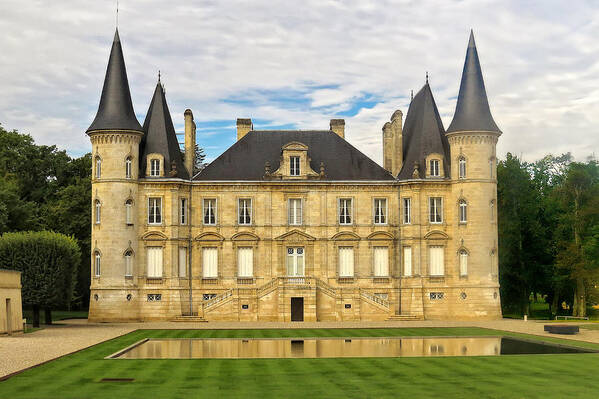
[2,318,599,379]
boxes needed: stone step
[386,314,423,321]
[171,316,208,322]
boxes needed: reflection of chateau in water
[116,337,504,359]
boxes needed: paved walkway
[2,319,599,379]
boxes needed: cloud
[0,0,598,163]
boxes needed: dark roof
[87,29,143,133]
[140,81,188,179]
[447,31,501,134]
[397,83,450,180]
[195,130,395,181]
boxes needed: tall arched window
[150,159,160,176]
[459,250,468,276]
[95,156,102,179]
[459,199,467,223]
[94,251,101,276]
[125,199,133,225]
[95,200,101,224]
[125,157,132,179]
[125,250,133,277]
[459,157,466,178]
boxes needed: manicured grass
[2,327,599,398]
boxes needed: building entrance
[291,297,304,322]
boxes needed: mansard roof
[447,31,501,134]
[87,29,143,133]
[195,130,395,181]
[397,83,450,180]
[140,81,188,179]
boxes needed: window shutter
[403,247,412,276]
[373,247,388,276]
[179,247,187,277]
[203,248,218,278]
[147,247,163,278]
[238,248,253,277]
[339,247,354,277]
[429,246,444,276]
[460,251,468,276]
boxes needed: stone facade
[0,269,23,335]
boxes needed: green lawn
[2,327,599,398]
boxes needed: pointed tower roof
[140,81,188,179]
[87,29,143,133]
[397,83,450,180]
[447,31,500,134]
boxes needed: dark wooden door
[291,297,304,322]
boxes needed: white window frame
[180,198,187,225]
[148,197,162,225]
[459,200,467,223]
[147,247,163,278]
[459,157,466,179]
[290,156,300,176]
[373,246,389,277]
[202,247,218,278]
[125,250,133,277]
[430,159,440,177]
[94,252,101,276]
[338,198,353,225]
[373,198,387,225]
[429,246,445,276]
[286,247,305,276]
[125,157,132,179]
[403,198,411,224]
[459,250,468,277]
[288,198,302,225]
[125,199,133,225]
[338,246,354,277]
[95,200,101,224]
[403,246,412,277]
[150,159,161,177]
[429,197,443,224]
[203,198,217,225]
[237,247,254,277]
[238,198,252,225]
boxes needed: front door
[291,297,304,322]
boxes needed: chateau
[88,29,502,322]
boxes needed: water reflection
[115,337,514,359]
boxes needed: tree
[0,231,80,326]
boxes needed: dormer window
[150,159,161,176]
[290,156,300,176]
[430,159,440,177]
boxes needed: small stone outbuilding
[0,269,23,335]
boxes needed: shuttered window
[147,247,163,278]
[179,247,187,278]
[429,246,444,276]
[460,250,468,276]
[203,247,218,278]
[237,247,253,277]
[403,246,412,276]
[373,247,389,276]
[339,247,354,277]
[125,200,133,225]
[125,251,133,276]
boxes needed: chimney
[184,109,196,176]
[237,118,253,141]
[382,122,393,172]
[391,110,403,176]
[330,119,345,139]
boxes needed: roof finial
[116,0,119,28]
[410,90,414,102]
[426,71,429,84]
[158,69,161,82]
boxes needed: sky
[1,0,598,165]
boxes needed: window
[403,198,411,224]
[147,247,163,278]
[288,199,302,225]
[94,251,101,276]
[490,200,495,221]
[373,247,389,276]
[95,157,101,179]
[339,247,354,277]
[179,247,187,278]
[150,159,160,176]
[148,198,162,224]
[430,159,440,177]
[125,199,133,225]
[238,199,252,225]
[429,246,444,276]
[286,247,305,276]
[147,294,162,301]
[430,292,444,300]
[180,198,187,225]
[403,246,412,276]
[460,250,468,277]
[429,197,443,223]
[237,247,253,277]
[459,199,467,223]
[125,250,133,277]
[95,200,101,224]
[125,157,132,179]
[339,198,352,225]
[290,156,300,176]
[489,158,494,179]
[203,247,218,278]
[203,199,217,225]
[374,199,387,225]
[459,157,466,179]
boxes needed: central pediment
[275,230,316,241]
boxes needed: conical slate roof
[397,83,450,180]
[87,29,143,133]
[140,81,188,179]
[447,31,500,134]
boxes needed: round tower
[446,31,502,319]
[87,29,144,321]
